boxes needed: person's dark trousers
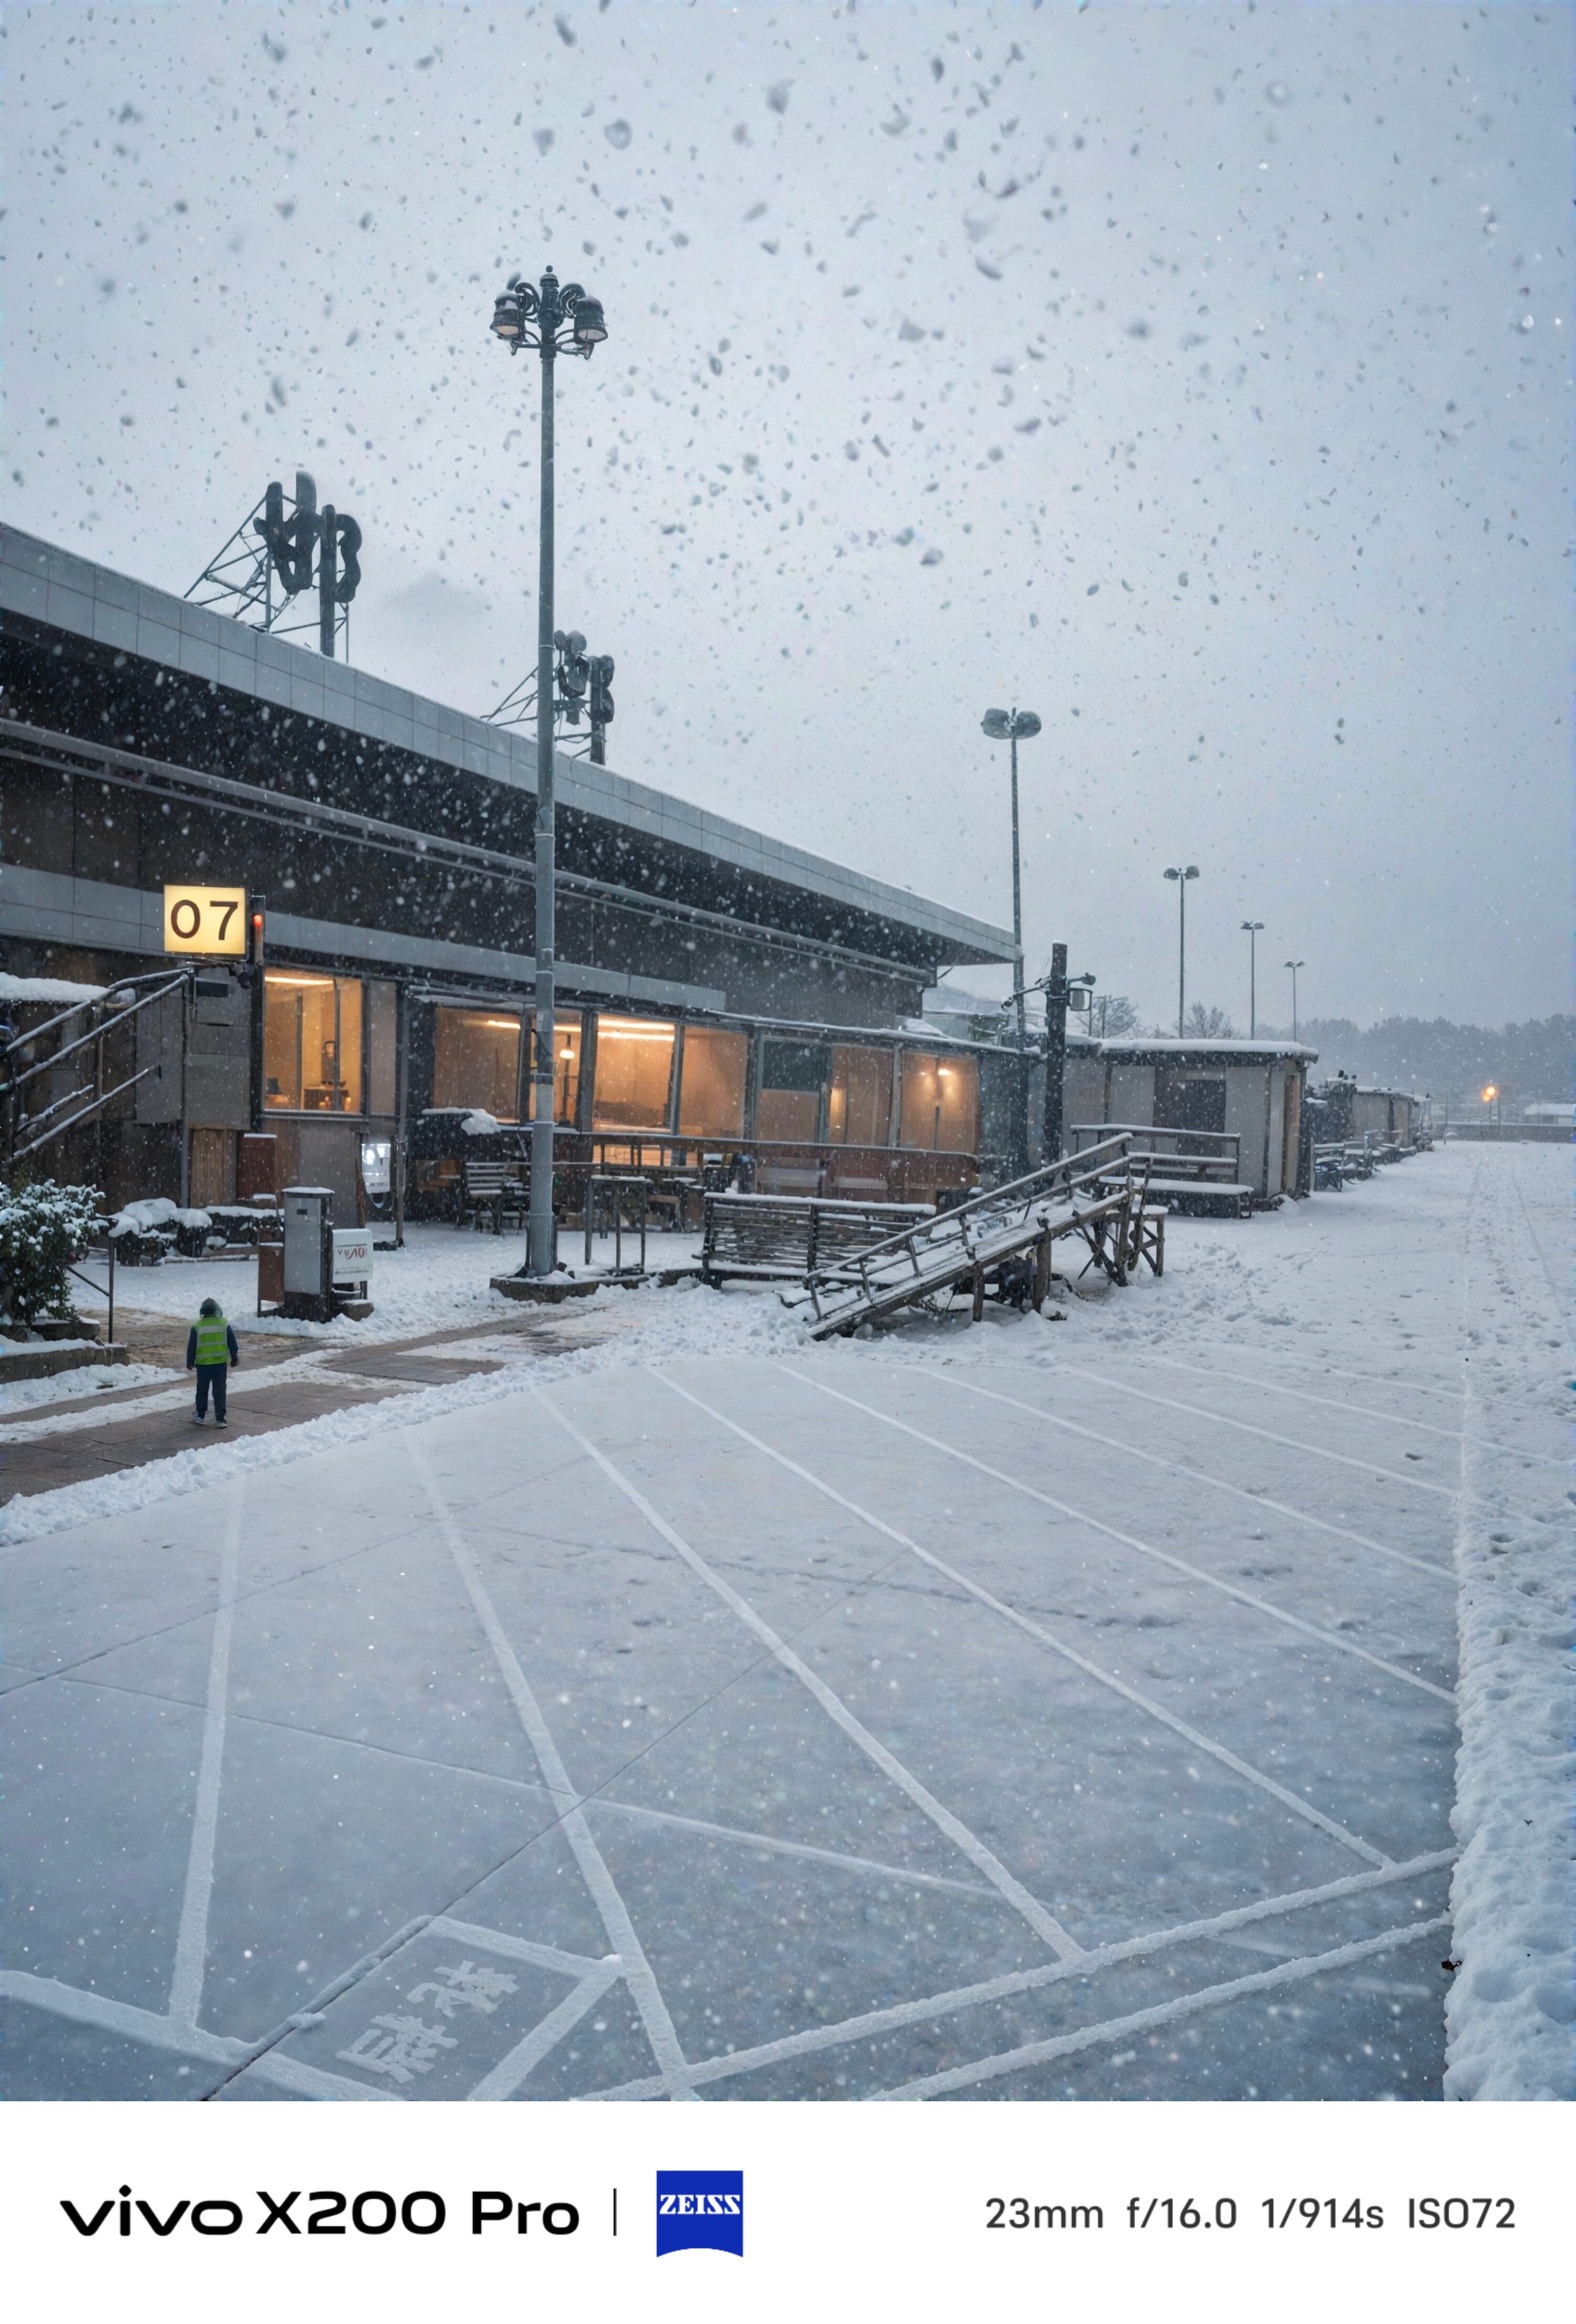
[194,1364,228,1422]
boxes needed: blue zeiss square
[656,2170,744,2257]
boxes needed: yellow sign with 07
[162,885,247,957]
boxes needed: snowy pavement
[1,1145,1567,2102]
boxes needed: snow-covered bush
[0,1180,102,1324]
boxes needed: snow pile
[0,973,108,1007]
[0,1361,175,1416]
[1444,1160,1574,2101]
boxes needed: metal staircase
[1,969,192,1171]
[793,1135,1150,1340]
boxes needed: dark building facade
[1,525,1019,1216]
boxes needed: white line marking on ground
[848,1371,1454,1699]
[1184,1337,1465,1406]
[957,1362,1452,1583]
[1055,1363,1457,1497]
[0,1970,253,2068]
[869,1915,1453,2100]
[1120,1351,1568,1468]
[535,1382,1084,1961]
[579,1850,1455,2100]
[410,1439,700,2102]
[168,1477,243,2027]
[658,1370,1391,1869]
[583,1796,998,1901]
[426,1916,616,1979]
[465,1959,626,2102]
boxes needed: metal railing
[799,1135,1136,1330]
[1,969,192,1168]
[582,1173,649,1275]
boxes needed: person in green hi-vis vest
[186,1297,240,1426]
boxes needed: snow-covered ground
[0,1359,177,1419]
[68,1221,699,1345]
[2,1146,1568,2102]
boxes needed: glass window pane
[332,978,363,1114]
[368,981,398,1116]
[898,1051,978,1151]
[434,1007,521,1119]
[830,1046,892,1145]
[757,1088,820,1142]
[528,1013,583,1125]
[761,1039,828,1092]
[678,1027,748,1138]
[592,1015,675,1130]
[263,969,317,1110]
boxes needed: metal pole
[394,981,409,1249]
[319,505,337,657]
[528,310,558,1277]
[1010,722,1029,1173]
[1177,876,1186,1038]
[1291,966,1299,1044]
[1249,928,1257,1040]
[108,1234,115,1350]
[1042,941,1069,1165]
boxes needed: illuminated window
[678,1027,748,1138]
[756,1040,827,1143]
[264,972,363,1114]
[829,1046,893,1145]
[592,1016,675,1130]
[527,1014,584,1126]
[368,981,398,1116]
[898,1051,978,1152]
[433,1008,522,1119]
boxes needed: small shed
[1080,1037,1319,1200]
[1315,1077,1423,1149]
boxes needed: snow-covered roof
[1099,1036,1319,1062]
[2,523,1015,971]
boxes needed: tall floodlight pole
[1164,865,1199,1036]
[491,267,608,1277]
[982,706,1042,1170]
[1241,920,1264,1039]
[1284,959,1305,1044]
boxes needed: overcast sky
[6,1,1567,1027]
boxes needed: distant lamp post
[1284,959,1305,1044]
[1481,1081,1499,1125]
[1240,920,1264,1039]
[1163,865,1199,1037]
[490,265,608,1277]
[982,706,1042,1169]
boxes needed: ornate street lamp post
[491,268,608,1277]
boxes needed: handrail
[810,1135,1133,1283]
[1,967,184,1061]
[9,1062,161,1163]
[807,1147,1138,1317]
[801,1151,1150,1331]
[2,969,191,1096]
[1069,1121,1240,1156]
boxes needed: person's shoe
[216,1417,228,1427]
[192,1415,204,1426]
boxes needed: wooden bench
[462,1157,526,1234]
[701,1193,932,1286]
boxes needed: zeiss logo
[655,2171,744,2258]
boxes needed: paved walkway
[0,1311,612,1505]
